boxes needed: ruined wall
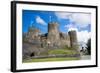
[26,27,40,43]
[59,33,70,47]
[47,22,71,47]
[23,23,80,59]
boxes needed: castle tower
[47,22,60,46]
[27,25,40,43]
[68,30,78,49]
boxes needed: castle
[23,22,80,59]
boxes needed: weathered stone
[48,22,60,46]
[23,22,80,60]
[68,30,80,53]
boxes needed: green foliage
[23,33,28,42]
[87,39,91,55]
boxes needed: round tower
[48,22,59,33]
[68,30,78,49]
[47,22,60,46]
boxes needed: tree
[23,32,29,42]
[87,38,91,55]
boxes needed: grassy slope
[23,47,80,63]
[48,49,78,55]
[23,57,80,63]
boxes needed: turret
[47,22,60,46]
[68,30,78,49]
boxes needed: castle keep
[23,22,80,59]
[47,22,71,47]
[48,22,60,46]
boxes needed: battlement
[25,22,78,49]
[48,22,59,32]
[23,22,80,59]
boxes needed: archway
[30,52,35,57]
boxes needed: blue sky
[22,10,91,43]
[22,10,91,33]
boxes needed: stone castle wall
[25,22,78,49]
[23,22,79,58]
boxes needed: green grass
[23,57,80,63]
[23,46,80,63]
[48,49,78,55]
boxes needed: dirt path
[81,55,91,60]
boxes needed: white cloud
[64,23,77,31]
[55,12,91,28]
[55,12,91,43]
[71,13,91,28]
[36,16,46,25]
[68,27,78,32]
[64,23,73,28]
[67,27,90,43]
[55,12,72,19]
[77,30,91,43]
